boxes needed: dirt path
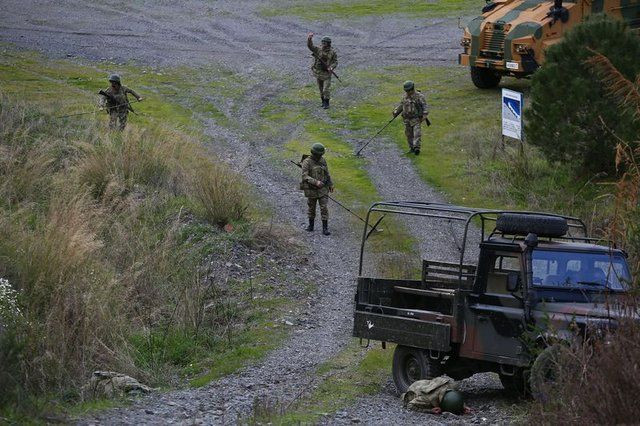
[2,1,515,424]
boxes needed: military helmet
[403,80,415,91]
[108,74,121,84]
[311,143,326,155]
[440,390,464,414]
[321,36,332,44]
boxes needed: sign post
[501,88,523,141]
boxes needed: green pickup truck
[353,202,632,395]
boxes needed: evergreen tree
[525,15,640,175]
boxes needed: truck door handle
[477,315,489,322]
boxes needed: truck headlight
[515,44,533,55]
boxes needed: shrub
[0,96,250,408]
[525,15,640,175]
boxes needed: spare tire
[496,214,568,238]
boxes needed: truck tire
[530,345,564,401]
[392,346,441,394]
[499,369,530,397]
[470,66,502,89]
[496,213,568,238]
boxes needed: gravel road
[1,1,518,424]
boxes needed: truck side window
[494,255,520,272]
[486,255,520,294]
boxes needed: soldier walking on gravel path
[99,74,142,131]
[307,33,337,110]
[300,143,334,235]
[393,81,429,155]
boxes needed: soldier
[393,81,429,155]
[99,74,142,131]
[300,143,334,235]
[402,377,471,415]
[307,33,338,109]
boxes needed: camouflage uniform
[300,154,333,221]
[100,85,141,130]
[393,90,429,151]
[402,377,455,411]
[307,38,338,102]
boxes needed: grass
[0,47,310,421]
[246,341,393,424]
[262,0,480,19]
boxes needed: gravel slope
[1,1,517,424]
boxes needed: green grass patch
[247,341,393,424]
[262,0,479,19]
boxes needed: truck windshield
[532,250,631,291]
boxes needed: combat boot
[305,218,314,232]
[323,98,330,109]
[322,220,331,235]
[414,147,420,155]
[320,96,325,108]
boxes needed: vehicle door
[469,249,526,360]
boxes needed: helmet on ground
[108,74,121,84]
[440,390,464,414]
[311,143,326,155]
[321,36,332,44]
[403,80,415,91]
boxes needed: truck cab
[353,202,632,395]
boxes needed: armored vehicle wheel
[392,346,441,394]
[499,369,530,397]
[470,66,502,89]
[530,345,564,401]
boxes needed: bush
[531,305,640,424]
[0,96,249,407]
[525,15,640,175]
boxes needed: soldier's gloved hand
[138,97,143,101]
[308,32,314,39]
[99,107,104,111]
[316,180,324,188]
[431,407,442,415]
[329,186,334,193]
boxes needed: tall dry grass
[0,95,248,405]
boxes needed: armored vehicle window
[532,250,631,291]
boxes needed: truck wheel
[499,369,530,397]
[530,345,564,401]
[392,346,441,394]
[470,66,502,89]
[496,213,568,238]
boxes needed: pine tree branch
[584,47,640,121]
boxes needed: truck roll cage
[359,201,594,283]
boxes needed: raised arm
[307,33,319,54]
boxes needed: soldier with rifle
[300,143,334,235]
[99,74,143,131]
[393,81,429,155]
[307,33,338,109]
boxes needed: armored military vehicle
[459,0,640,88]
[353,202,633,396]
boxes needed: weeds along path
[0,0,508,423]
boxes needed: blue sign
[501,89,523,140]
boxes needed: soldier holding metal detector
[300,143,334,235]
[99,74,143,130]
[393,80,430,155]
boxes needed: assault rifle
[98,89,135,113]
[312,52,341,82]
[291,159,383,237]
